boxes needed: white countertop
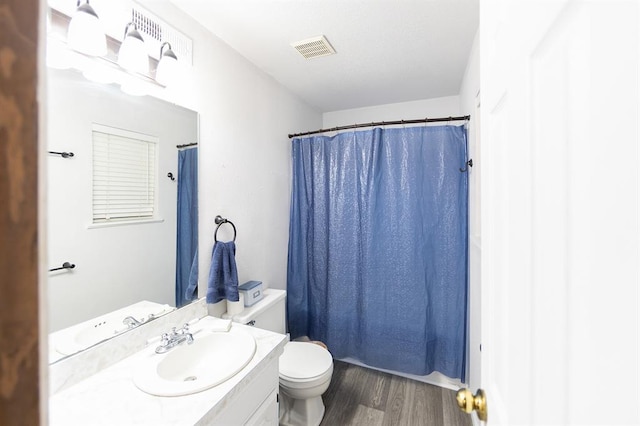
[49,316,288,425]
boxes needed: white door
[480,1,639,424]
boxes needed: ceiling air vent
[291,35,336,60]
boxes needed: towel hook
[49,261,76,272]
[214,215,237,242]
[48,151,74,158]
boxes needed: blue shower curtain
[287,125,468,381]
[176,147,198,307]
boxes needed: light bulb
[118,23,148,75]
[155,42,179,87]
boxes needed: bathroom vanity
[49,306,287,425]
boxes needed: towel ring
[214,215,237,242]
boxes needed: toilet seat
[279,342,333,388]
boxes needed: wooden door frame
[0,0,41,424]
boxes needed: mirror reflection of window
[92,125,158,224]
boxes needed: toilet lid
[279,342,333,380]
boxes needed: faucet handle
[182,323,190,333]
[160,333,170,346]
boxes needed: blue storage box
[238,280,263,307]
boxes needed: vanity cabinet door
[245,390,278,426]
[199,357,279,425]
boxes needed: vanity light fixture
[155,42,179,87]
[118,22,148,75]
[67,0,107,56]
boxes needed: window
[92,124,158,224]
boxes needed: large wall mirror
[47,67,198,363]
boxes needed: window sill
[87,218,165,229]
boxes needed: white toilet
[224,289,333,426]
[278,341,334,426]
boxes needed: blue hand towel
[206,241,239,303]
[184,248,199,303]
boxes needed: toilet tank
[223,288,286,334]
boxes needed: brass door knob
[456,388,488,421]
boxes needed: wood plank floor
[320,361,472,426]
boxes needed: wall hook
[167,172,176,181]
[459,159,473,172]
[49,151,74,158]
[49,261,76,272]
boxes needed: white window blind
[92,126,158,223]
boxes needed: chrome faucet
[123,316,143,329]
[155,324,194,354]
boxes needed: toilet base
[279,391,325,426]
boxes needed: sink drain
[184,376,197,381]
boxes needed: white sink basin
[133,327,256,396]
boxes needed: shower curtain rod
[288,115,470,138]
[176,142,198,148]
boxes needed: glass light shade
[118,24,148,75]
[155,43,179,86]
[67,2,107,56]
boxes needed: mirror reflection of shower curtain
[176,147,198,307]
[287,126,468,381]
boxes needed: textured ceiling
[169,0,479,112]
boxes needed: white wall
[47,68,197,332]
[137,2,322,316]
[459,31,481,391]
[323,96,461,128]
